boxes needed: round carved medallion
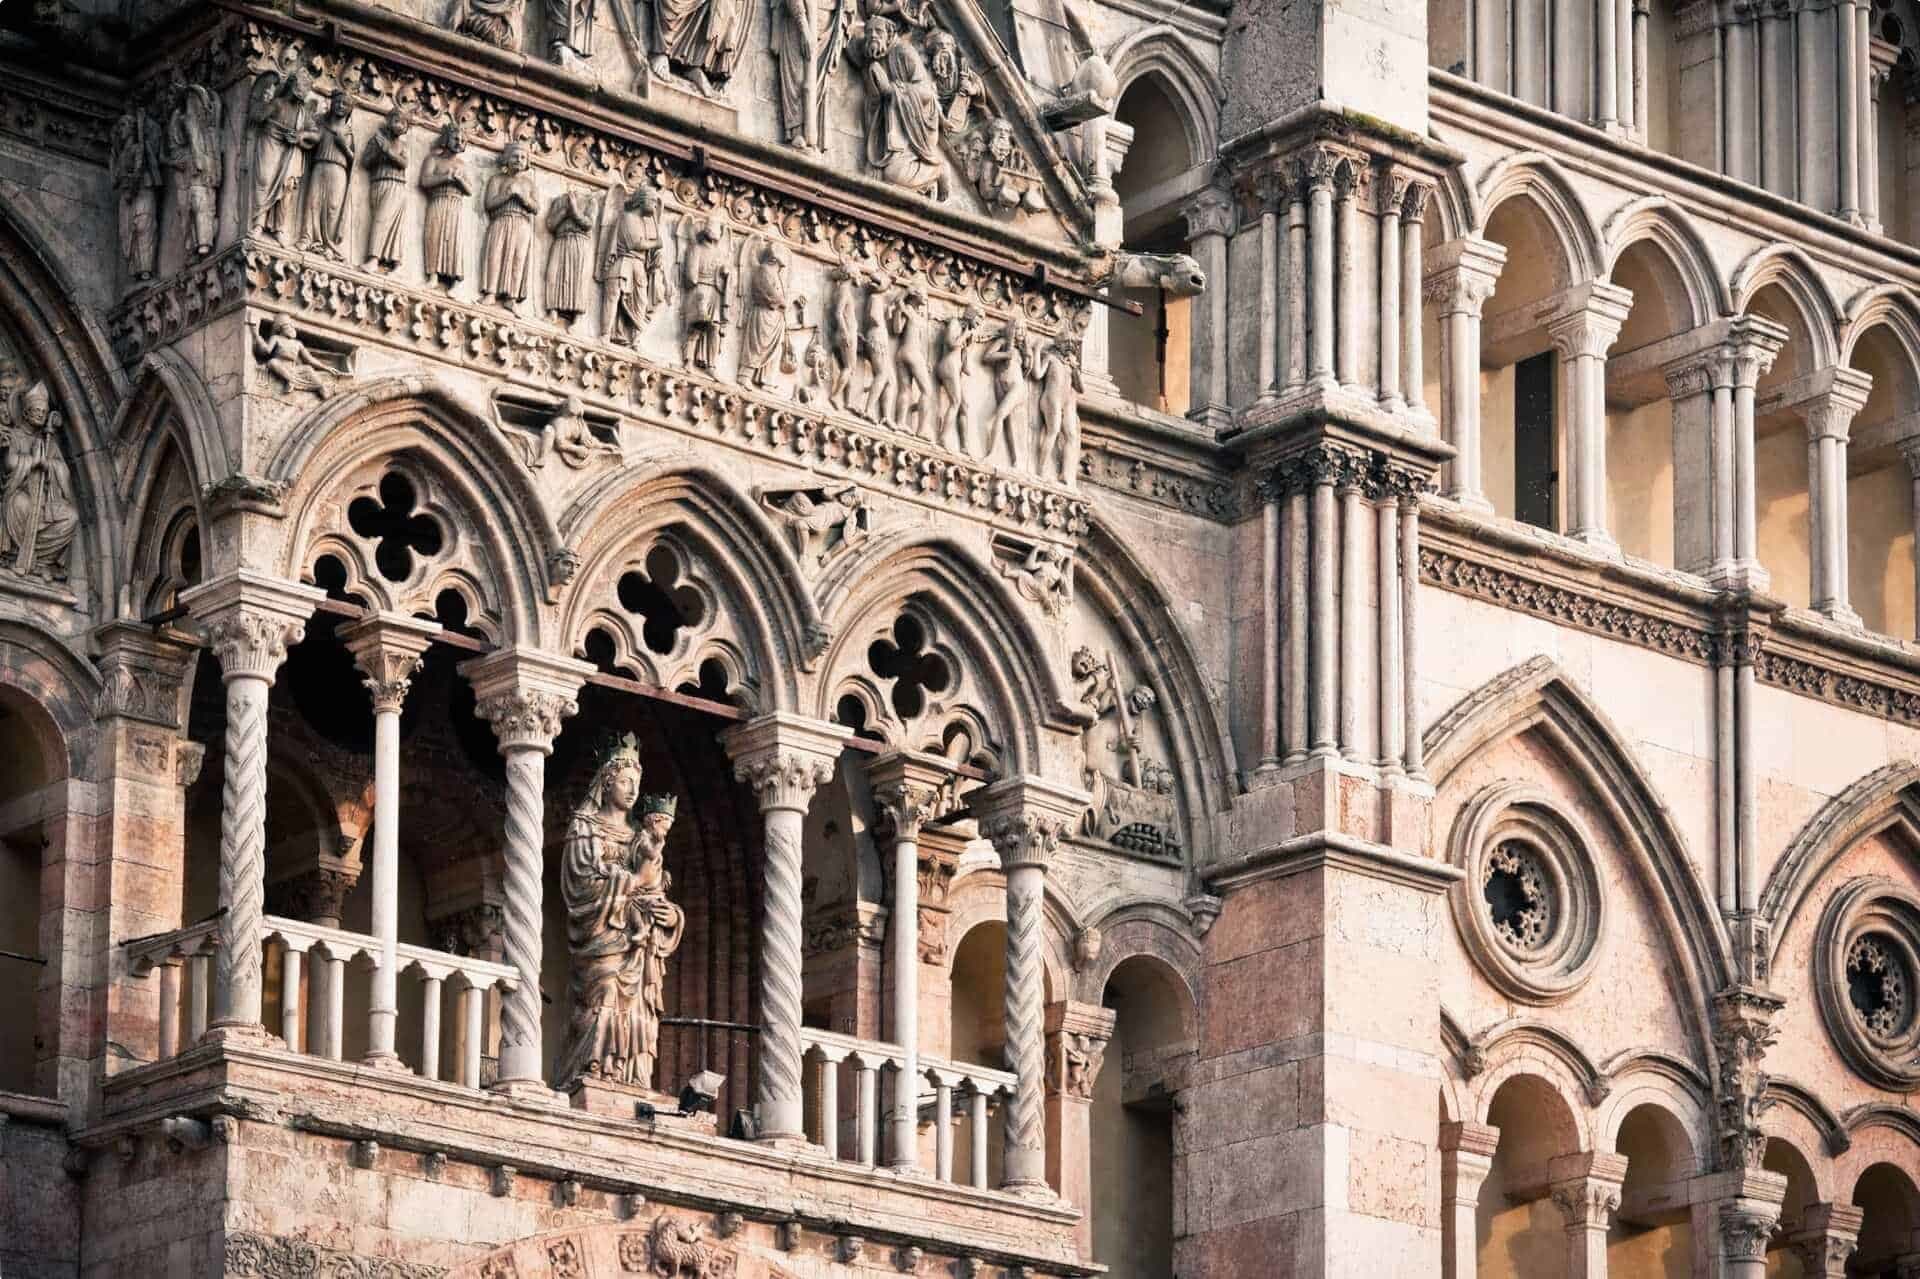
[1448,783,1605,1003]
[1816,878,1920,1090]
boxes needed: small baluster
[157,959,181,1060]
[419,974,442,1080]
[460,982,485,1088]
[187,951,210,1042]
[817,1051,840,1159]
[321,951,346,1061]
[279,946,303,1051]
[933,1072,954,1182]
[855,1054,880,1167]
[969,1086,989,1189]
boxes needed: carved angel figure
[737,237,792,389]
[253,317,338,398]
[596,181,672,344]
[935,302,982,453]
[554,736,686,1090]
[304,91,356,260]
[420,124,474,291]
[893,286,934,436]
[449,0,526,49]
[773,0,848,150]
[980,314,1033,467]
[247,67,320,243]
[677,212,733,370]
[649,0,753,96]
[111,108,162,282]
[361,105,416,272]
[164,71,223,259]
[0,382,76,582]
[1032,337,1082,482]
[855,16,948,199]
[479,143,538,310]
[542,189,594,325]
[761,483,869,566]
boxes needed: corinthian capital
[868,749,951,842]
[180,571,325,682]
[458,647,591,756]
[1718,1205,1778,1261]
[965,775,1090,872]
[342,613,441,715]
[721,713,850,813]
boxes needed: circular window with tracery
[1449,783,1605,1004]
[1816,880,1920,1090]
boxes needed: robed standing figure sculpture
[555,736,686,1092]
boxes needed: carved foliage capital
[475,690,578,754]
[1550,1178,1622,1231]
[1719,1206,1779,1260]
[978,809,1071,871]
[204,610,308,682]
[343,615,439,716]
[734,751,836,812]
[1181,186,1238,240]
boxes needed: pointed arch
[1760,761,1920,969]
[1078,514,1237,847]
[1601,195,1732,326]
[1840,283,1920,366]
[0,193,131,613]
[1424,657,1734,1058]
[116,352,228,620]
[1106,26,1221,163]
[1730,245,1845,366]
[269,377,561,644]
[556,465,825,714]
[1473,151,1605,282]
[815,532,1080,777]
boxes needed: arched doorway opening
[1606,1103,1696,1277]
[1091,954,1191,1278]
[0,683,63,1096]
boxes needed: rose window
[1846,933,1912,1042]
[1484,841,1555,954]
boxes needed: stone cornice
[1203,829,1466,894]
[1421,508,1920,733]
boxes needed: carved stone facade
[9,2,1920,1279]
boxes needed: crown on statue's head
[597,731,642,770]
[641,793,678,818]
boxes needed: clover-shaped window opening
[677,657,735,706]
[617,544,707,655]
[868,614,950,720]
[1484,840,1555,955]
[1847,932,1913,1042]
[347,471,444,583]
[834,694,887,744]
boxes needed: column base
[359,1051,410,1072]
[1000,1177,1054,1202]
[490,1078,567,1106]
[753,1132,815,1154]
[1813,601,1864,628]
[1443,488,1495,515]
[1706,559,1771,594]
[201,1021,279,1049]
[1188,401,1236,433]
[1567,527,1621,558]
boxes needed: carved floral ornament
[1446,781,1606,1004]
[1814,876,1920,1091]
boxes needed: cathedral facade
[2,0,1920,1276]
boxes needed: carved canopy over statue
[555,734,686,1091]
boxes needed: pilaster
[1043,999,1115,1258]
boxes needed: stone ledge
[89,1039,1091,1272]
[1202,829,1464,895]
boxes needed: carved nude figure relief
[0,381,76,583]
[760,483,871,567]
[859,272,900,426]
[935,301,982,453]
[894,285,935,436]
[555,735,685,1091]
[828,262,863,411]
[1033,337,1082,483]
[677,212,734,371]
[981,314,1032,467]
[253,317,344,398]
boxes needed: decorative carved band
[225,1230,446,1278]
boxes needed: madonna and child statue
[556,733,687,1104]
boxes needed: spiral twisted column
[181,573,324,1040]
[461,648,590,1092]
[722,713,850,1143]
[868,750,949,1170]
[966,776,1089,1196]
[342,614,439,1066]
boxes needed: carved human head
[274,316,299,339]
[641,792,678,838]
[327,89,351,118]
[286,68,313,100]
[501,142,530,172]
[696,214,721,243]
[561,394,584,415]
[585,733,644,813]
[927,30,958,79]
[386,103,416,135]
[986,119,1014,162]
[437,122,465,153]
[15,381,49,429]
[866,16,897,56]
[1069,645,1100,679]
[961,302,983,326]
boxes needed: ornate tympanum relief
[1447,782,1605,1004]
[1814,877,1920,1091]
[1070,646,1180,861]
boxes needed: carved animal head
[1107,252,1206,297]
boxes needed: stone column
[341,613,440,1068]
[1378,174,1405,411]
[1304,148,1339,390]
[1595,0,1620,129]
[1334,157,1365,391]
[1801,377,1870,625]
[1665,351,1721,577]
[1839,0,1863,222]
[722,713,850,1142]
[1720,321,1786,591]
[1182,186,1237,430]
[1044,999,1115,1257]
[1285,186,1309,392]
[1547,286,1632,550]
[1718,1200,1782,1279]
[1724,2,1758,183]
[1550,1153,1628,1279]
[1862,15,1881,231]
[180,572,324,1041]
[1401,181,1432,418]
[1081,120,1135,397]
[1787,1203,1863,1278]
[1440,1121,1500,1279]
[1257,172,1283,403]
[868,749,947,1170]
[1425,238,1506,511]
[460,647,589,1093]
[967,776,1090,1196]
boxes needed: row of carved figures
[446,0,1069,211]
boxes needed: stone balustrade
[800,1027,1015,1189]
